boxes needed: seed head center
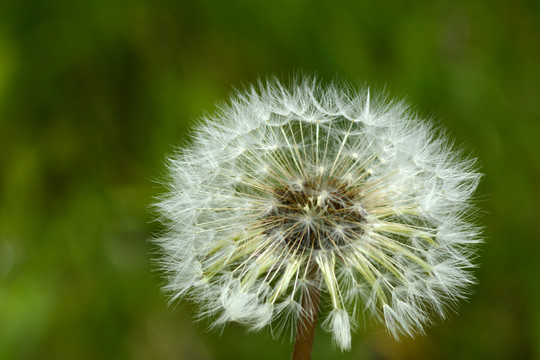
[262,177,366,251]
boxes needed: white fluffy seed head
[154,77,482,351]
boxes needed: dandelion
[154,78,481,359]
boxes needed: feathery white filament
[154,78,481,350]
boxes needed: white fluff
[154,78,482,350]
[322,308,352,350]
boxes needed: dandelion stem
[291,270,321,360]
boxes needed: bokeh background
[1,0,539,359]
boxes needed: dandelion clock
[153,78,482,359]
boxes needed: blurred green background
[1,0,539,359]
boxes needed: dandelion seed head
[154,77,482,350]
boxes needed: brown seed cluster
[262,177,366,251]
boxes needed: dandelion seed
[154,78,482,357]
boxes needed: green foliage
[1,0,539,359]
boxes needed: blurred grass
[1,0,540,359]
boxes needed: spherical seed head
[154,78,482,350]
